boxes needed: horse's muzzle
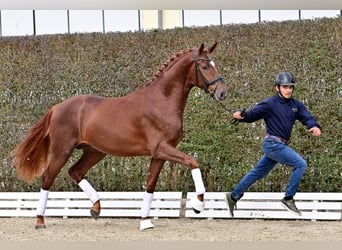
[211,82,228,101]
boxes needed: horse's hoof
[139,219,154,231]
[35,224,46,229]
[190,197,204,214]
[192,208,201,214]
[90,209,100,220]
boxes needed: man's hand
[233,110,244,120]
[309,127,321,137]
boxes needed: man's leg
[269,144,307,215]
[231,155,277,200]
[225,155,277,217]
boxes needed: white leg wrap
[190,196,205,212]
[140,191,154,218]
[36,189,49,216]
[140,219,154,231]
[78,179,100,204]
[191,168,206,194]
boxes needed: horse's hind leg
[68,146,106,219]
[36,144,76,229]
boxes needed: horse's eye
[202,65,208,70]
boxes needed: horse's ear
[208,42,218,53]
[198,43,205,54]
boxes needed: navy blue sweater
[242,94,321,141]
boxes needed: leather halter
[194,49,224,94]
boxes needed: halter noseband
[194,50,224,94]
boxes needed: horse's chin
[212,92,227,102]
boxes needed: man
[225,72,321,216]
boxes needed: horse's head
[192,42,228,102]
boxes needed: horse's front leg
[155,143,206,214]
[140,158,165,230]
[189,168,205,213]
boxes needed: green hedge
[0,17,341,193]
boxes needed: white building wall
[0,10,340,37]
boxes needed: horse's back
[49,95,106,140]
[49,95,146,154]
[59,95,104,107]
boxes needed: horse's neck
[134,52,194,112]
[156,54,193,96]
[154,67,192,111]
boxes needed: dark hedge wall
[0,17,341,193]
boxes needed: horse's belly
[103,143,151,157]
[84,130,151,157]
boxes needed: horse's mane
[139,48,195,88]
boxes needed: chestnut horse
[11,42,228,230]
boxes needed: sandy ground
[0,217,341,241]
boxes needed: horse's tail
[11,107,55,184]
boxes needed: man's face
[276,85,294,99]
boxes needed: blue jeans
[231,137,307,200]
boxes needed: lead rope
[218,102,246,125]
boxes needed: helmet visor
[278,82,296,86]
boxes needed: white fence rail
[1,192,341,221]
[0,191,182,218]
[186,192,342,221]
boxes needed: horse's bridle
[194,50,224,95]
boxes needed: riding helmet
[275,72,296,86]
